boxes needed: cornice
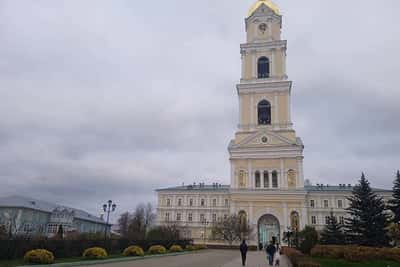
[237,80,292,95]
[241,40,286,53]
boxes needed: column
[241,51,245,79]
[280,159,286,188]
[297,157,304,188]
[252,51,256,78]
[250,94,255,127]
[271,48,275,77]
[248,160,253,189]
[301,206,308,229]
[231,162,236,189]
[274,93,279,127]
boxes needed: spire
[247,0,280,17]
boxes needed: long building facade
[156,0,391,246]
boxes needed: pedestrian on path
[266,241,276,266]
[274,246,281,266]
[240,239,248,266]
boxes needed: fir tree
[320,211,345,245]
[388,171,400,223]
[345,173,390,247]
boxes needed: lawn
[314,257,400,267]
[0,254,124,267]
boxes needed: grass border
[20,250,205,267]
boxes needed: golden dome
[247,0,280,17]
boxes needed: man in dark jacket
[240,239,248,266]
[266,241,276,266]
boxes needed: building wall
[0,207,108,237]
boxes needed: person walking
[240,239,248,266]
[274,246,281,266]
[266,241,276,266]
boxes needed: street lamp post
[103,200,116,240]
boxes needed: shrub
[24,249,55,264]
[82,247,108,259]
[186,245,195,251]
[281,246,320,267]
[148,245,167,254]
[123,246,144,257]
[194,244,207,250]
[169,245,183,253]
[311,245,400,263]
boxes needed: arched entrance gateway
[258,214,280,246]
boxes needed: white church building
[156,0,391,246]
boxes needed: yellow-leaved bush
[123,246,145,257]
[148,245,167,254]
[24,249,55,264]
[82,247,108,259]
[169,245,183,253]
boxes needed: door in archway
[258,214,280,246]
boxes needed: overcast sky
[0,0,399,220]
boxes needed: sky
[0,0,399,221]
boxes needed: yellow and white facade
[156,0,391,246]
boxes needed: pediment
[234,130,297,148]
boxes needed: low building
[0,195,110,237]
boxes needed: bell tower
[229,0,304,191]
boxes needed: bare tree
[117,212,131,237]
[211,215,253,245]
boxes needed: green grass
[314,257,400,267]
[0,254,124,267]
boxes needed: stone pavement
[222,251,292,267]
[85,250,292,267]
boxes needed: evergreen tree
[320,211,345,245]
[345,173,390,247]
[388,171,400,223]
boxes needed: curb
[21,250,205,267]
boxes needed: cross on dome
[247,0,280,17]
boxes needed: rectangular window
[176,213,181,221]
[225,199,229,207]
[165,213,170,222]
[200,214,205,222]
[189,199,193,206]
[310,200,315,208]
[188,213,193,222]
[178,199,182,206]
[212,214,217,222]
[201,199,205,207]
[166,199,171,207]
[339,216,345,225]
[324,200,329,208]
[338,200,343,209]
[224,214,228,220]
[325,216,330,225]
[213,199,217,207]
[311,216,316,225]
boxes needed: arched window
[272,171,278,188]
[258,57,270,78]
[258,100,271,125]
[290,211,300,232]
[263,171,269,188]
[255,171,261,188]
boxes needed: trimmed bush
[123,246,144,257]
[281,246,321,267]
[194,244,207,250]
[169,245,183,253]
[148,245,167,254]
[82,247,108,259]
[185,245,195,251]
[24,249,55,265]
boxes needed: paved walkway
[88,250,292,267]
[222,251,292,267]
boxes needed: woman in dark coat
[240,240,248,266]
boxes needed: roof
[0,195,108,225]
[305,185,392,193]
[157,184,230,192]
[248,0,280,17]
